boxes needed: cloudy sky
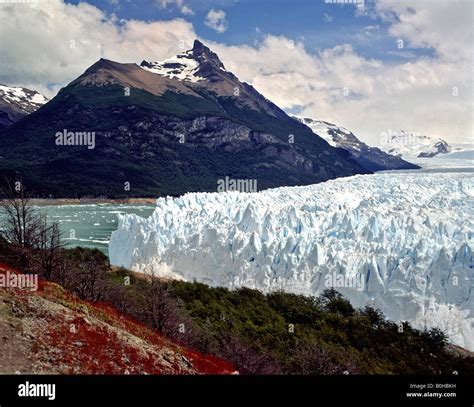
[0,0,472,145]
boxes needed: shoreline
[26,198,158,206]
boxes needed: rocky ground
[0,263,235,375]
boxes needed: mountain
[0,40,368,198]
[0,84,48,129]
[295,117,419,171]
[110,169,474,351]
[139,40,288,116]
[382,130,452,158]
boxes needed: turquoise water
[1,204,155,256]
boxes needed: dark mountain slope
[0,41,368,197]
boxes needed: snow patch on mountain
[296,117,361,149]
[140,50,205,83]
[295,117,419,171]
[0,84,48,112]
[382,131,451,158]
[109,171,474,350]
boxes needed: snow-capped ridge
[0,84,48,113]
[140,40,227,83]
[0,84,49,130]
[296,117,359,148]
[295,116,419,171]
[382,130,452,158]
[141,50,205,83]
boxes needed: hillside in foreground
[0,263,235,375]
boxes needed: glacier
[109,171,474,350]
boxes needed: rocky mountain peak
[0,84,48,130]
[191,39,226,71]
[140,39,228,83]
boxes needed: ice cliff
[110,172,474,350]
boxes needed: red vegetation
[183,348,236,375]
[0,263,235,375]
[45,315,165,374]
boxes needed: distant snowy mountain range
[381,130,452,158]
[0,84,48,129]
[295,117,418,171]
[296,118,460,164]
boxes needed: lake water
[0,204,156,255]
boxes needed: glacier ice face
[109,171,474,350]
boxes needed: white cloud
[157,0,184,8]
[181,5,194,15]
[0,0,197,97]
[375,0,473,62]
[205,9,227,33]
[156,0,193,15]
[210,1,473,145]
